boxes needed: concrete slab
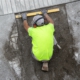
[0,0,4,15]
[11,0,17,13]
[0,0,77,15]
[6,0,12,13]
[0,14,19,80]
[1,0,8,14]
[66,1,80,64]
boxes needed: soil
[5,4,80,80]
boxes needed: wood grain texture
[10,0,17,13]
[47,0,53,6]
[24,0,30,10]
[6,0,12,13]
[43,0,48,7]
[2,0,8,14]
[0,0,3,15]
[34,0,40,9]
[29,0,35,10]
[15,0,21,12]
[38,0,44,7]
[19,0,26,11]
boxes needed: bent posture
[21,10,55,71]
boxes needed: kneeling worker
[21,9,55,71]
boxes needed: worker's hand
[41,9,47,15]
[21,12,27,20]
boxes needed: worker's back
[28,23,55,61]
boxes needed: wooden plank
[34,0,40,9]
[15,8,60,18]
[10,0,17,13]
[2,0,8,14]
[29,0,35,10]
[38,0,44,7]
[24,0,30,10]
[0,0,4,15]
[19,0,26,11]
[6,0,12,13]
[43,0,48,7]
[15,0,21,12]
[47,0,53,6]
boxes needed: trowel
[54,36,61,49]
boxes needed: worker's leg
[42,61,49,71]
[31,52,38,61]
[41,37,56,71]
[32,52,49,71]
[41,52,54,71]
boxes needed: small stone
[11,33,18,37]
[11,37,16,42]
[75,53,78,58]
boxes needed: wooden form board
[15,8,60,19]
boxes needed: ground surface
[0,1,80,80]
[16,3,80,80]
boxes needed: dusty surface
[0,14,18,80]
[0,1,80,80]
[66,1,80,64]
[15,4,80,80]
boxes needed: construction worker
[21,9,55,71]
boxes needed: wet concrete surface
[0,1,80,80]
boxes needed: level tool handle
[15,8,59,19]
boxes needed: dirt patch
[14,4,80,80]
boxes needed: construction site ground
[0,0,80,80]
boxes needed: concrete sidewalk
[0,0,77,15]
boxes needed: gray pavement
[66,1,80,64]
[0,14,18,80]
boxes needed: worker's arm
[41,9,54,24]
[21,13,30,31]
[23,20,30,31]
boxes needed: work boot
[42,62,48,71]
